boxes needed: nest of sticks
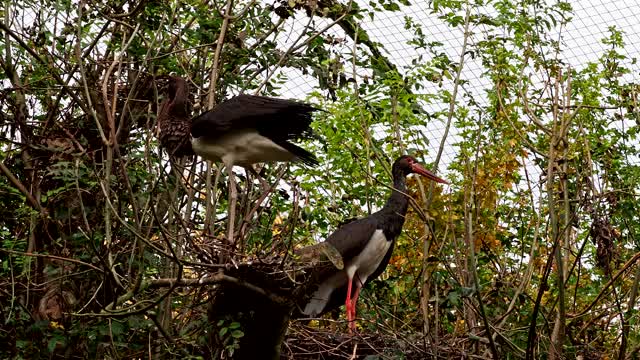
[283,321,465,359]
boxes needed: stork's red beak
[411,163,449,184]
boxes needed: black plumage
[157,76,322,245]
[157,76,321,167]
[301,155,448,331]
[190,94,319,166]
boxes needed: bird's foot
[348,319,357,334]
[345,304,358,334]
[350,299,357,320]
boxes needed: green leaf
[47,335,65,353]
[228,322,241,329]
[110,321,125,337]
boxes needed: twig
[146,273,289,304]
[0,249,104,273]
[349,343,358,360]
[207,0,235,108]
[0,161,46,215]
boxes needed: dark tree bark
[206,257,338,359]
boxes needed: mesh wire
[271,0,639,185]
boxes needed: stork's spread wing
[190,94,319,141]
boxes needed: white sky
[4,0,638,204]
[271,0,639,186]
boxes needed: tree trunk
[208,282,291,360]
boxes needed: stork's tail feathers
[275,141,319,167]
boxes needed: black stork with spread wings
[158,76,321,244]
[301,155,448,331]
[158,76,320,166]
[190,95,319,168]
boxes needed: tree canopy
[1,0,639,359]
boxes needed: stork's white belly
[302,271,347,316]
[191,130,296,166]
[302,229,390,316]
[345,229,389,282]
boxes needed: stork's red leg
[350,284,362,321]
[345,277,354,329]
[345,277,353,314]
[227,167,237,246]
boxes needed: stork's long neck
[171,79,190,117]
[380,168,410,234]
[158,77,195,157]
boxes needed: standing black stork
[301,155,448,331]
[157,76,321,244]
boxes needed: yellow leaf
[50,321,64,330]
[454,319,465,335]
[272,215,284,236]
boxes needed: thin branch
[207,0,235,108]
[0,249,104,273]
[0,20,91,116]
[146,273,290,305]
[466,125,500,360]
[253,3,353,94]
[0,161,46,215]
[568,250,640,320]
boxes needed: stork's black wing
[309,233,395,316]
[309,216,396,316]
[326,217,379,264]
[190,94,319,141]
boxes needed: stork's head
[393,155,448,184]
[156,75,188,100]
[156,75,190,116]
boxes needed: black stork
[157,76,321,244]
[301,155,448,331]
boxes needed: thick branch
[146,273,290,305]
